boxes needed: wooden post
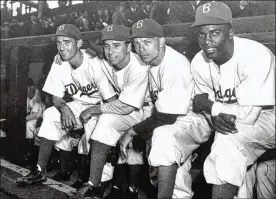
[6,46,31,144]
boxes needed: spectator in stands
[1,22,10,39]
[167,1,196,24]
[149,0,169,25]
[140,1,151,19]
[124,1,144,27]
[103,9,112,26]
[25,13,44,36]
[112,3,128,26]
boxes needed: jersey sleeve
[87,58,116,100]
[235,49,275,106]
[42,60,66,98]
[118,66,149,109]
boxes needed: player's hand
[60,105,77,130]
[88,41,104,59]
[119,128,136,158]
[211,113,238,135]
[55,54,62,65]
[193,93,209,113]
[79,106,101,124]
[79,109,93,125]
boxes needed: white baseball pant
[91,105,153,165]
[38,100,98,154]
[26,119,38,139]
[256,159,275,199]
[148,112,212,199]
[204,111,275,198]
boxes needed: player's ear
[159,37,165,48]
[126,42,132,52]
[77,39,83,48]
[228,25,234,40]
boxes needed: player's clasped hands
[212,113,238,135]
[60,105,77,130]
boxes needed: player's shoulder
[191,50,209,71]
[166,45,190,63]
[129,52,149,72]
[234,36,274,59]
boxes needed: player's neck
[150,46,166,66]
[69,51,83,69]
[113,53,130,71]
[214,40,234,67]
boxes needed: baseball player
[72,24,153,199]
[16,24,117,186]
[26,78,45,143]
[120,19,212,199]
[25,78,46,165]
[190,2,275,198]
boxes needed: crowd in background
[1,0,275,39]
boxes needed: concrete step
[1,159,76,199]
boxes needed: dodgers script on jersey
[43,50,115,104]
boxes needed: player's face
[103,40,131,70]
[56,36,79,61]
[133,37,164,65]
[196,24,234,63]
[27,85,36,99]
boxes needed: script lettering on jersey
[65,83,98,97]
[79,82,98,97]
[214,86,237,104]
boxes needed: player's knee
[256,162,268,182]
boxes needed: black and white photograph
[0,1,275,199]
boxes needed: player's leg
[149,113,211,199]
[204,111,275,199]
[256,159,276,199]
[76,111,144,198]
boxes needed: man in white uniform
[190,2,275,198]
[120,19,212,199]
[16,24,116,185]
[72,24,153,199]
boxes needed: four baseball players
[15,2,275,199]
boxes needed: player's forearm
[212,103,261,125]
[133,108,178,140]
[100,100,135,115]
[52,96,68,112]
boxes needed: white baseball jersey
[191,36,275,119]
[149,45,193,114]
[43,50,116,104]
[100,51,151,108]
[191,36,275,196]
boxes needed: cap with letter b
[191,2,232,27]
[101,25,130,41]
[130,19,163,38]
[53,24,81,40]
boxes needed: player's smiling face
[56,36,80,61]
[133,37,165,65]
[103,40,131,70]
[196,24,234,64]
